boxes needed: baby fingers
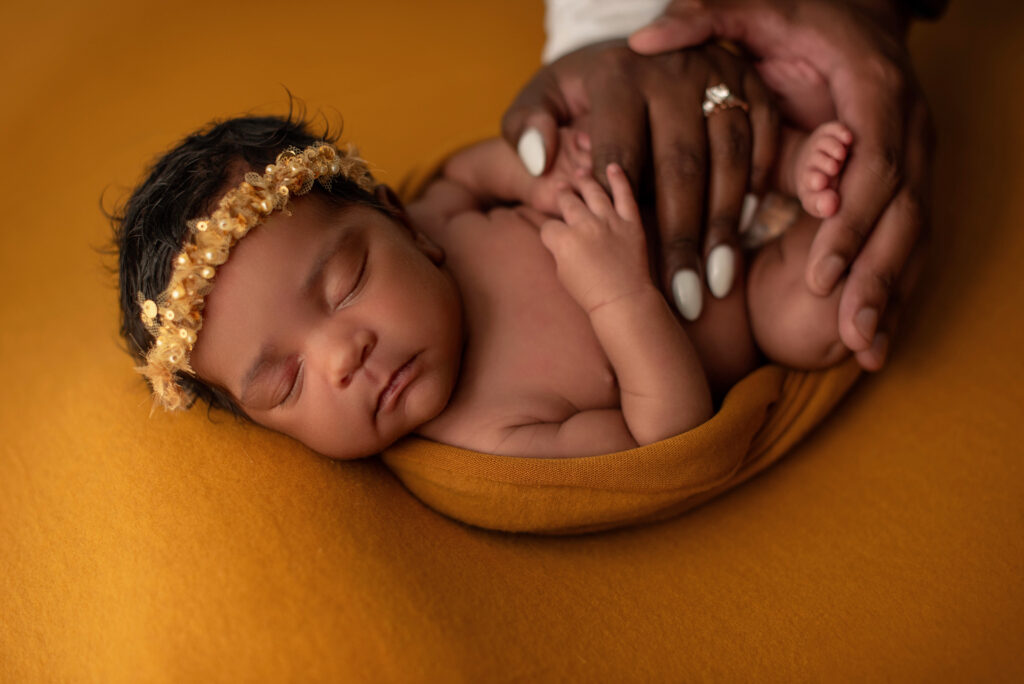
[606,163,640,222]
[556,188,594,225]
[572,169,616,218]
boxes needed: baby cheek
[408,365,456,430]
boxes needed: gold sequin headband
[137,142,375,411]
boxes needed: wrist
[586,284,663,319]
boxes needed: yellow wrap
[384,362,861,534]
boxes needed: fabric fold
[382,360,861,534]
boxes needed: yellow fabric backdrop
[2,0,1022,680]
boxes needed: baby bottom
[677,211,848,400]
[746,211,849,371]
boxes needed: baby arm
[440,138,538,206]
[533,165,712,452]
[410,137,575,235]
[440,134,590,215]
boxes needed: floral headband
[137,142,375,411]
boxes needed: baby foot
[794,121,853,219]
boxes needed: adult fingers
[702,49,752,300]
[644,58,708,321]
[853,241,925,371]
[628,0,715,55]
[501,68,568,177]
[805,66,907,295]
[703,102,749,300]
[584,50,649,196]
[743,65,780,195]
[841,98,932,367]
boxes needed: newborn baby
[116,110,852,460]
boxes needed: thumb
[629,1,715,54]
[501,75,565,177]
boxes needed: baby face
[190,194,463,459]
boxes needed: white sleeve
[543,0,672,64]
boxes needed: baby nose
[329,329,376,388]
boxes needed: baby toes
[811,189,839,218]
[812,150,843,177]
[798,165,840,218]
[796,121,853,218]
[816,135,849,163]
[818,121,853,146]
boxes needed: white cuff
[543,0,671,64]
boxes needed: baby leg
[746,212,850,370]
[673,246,761,401]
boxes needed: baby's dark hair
[112,107,388,417]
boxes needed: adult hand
[631,0,936,370]
[502,40,779,322]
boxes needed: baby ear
[373,184,406,215]
[413,230,446,266]
[373,184,445,265]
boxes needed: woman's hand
[630,0,936,370]
[503,40,779,322]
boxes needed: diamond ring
[702,83,749,117]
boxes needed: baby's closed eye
[327,249,368,311]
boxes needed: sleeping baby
[115,104,853,459]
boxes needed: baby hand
[527,128,593,216]
[540,164,651,314]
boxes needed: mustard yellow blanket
[384,362,861,534]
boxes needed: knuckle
[706,214,739,238]
[656,143,706,186]
[832,218,871,253]
[710,121,750,166]
[662,234,701,258]
[592,46,634,80]
[865,145,903,191]
[655,49,689,75]
[848,259,897,310]
[865,55,906,95]
[856,264,896,302]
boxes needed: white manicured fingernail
[517,126,546,177]
[739,192,759,233]
[672,269,703,321]
[707,245,735,299]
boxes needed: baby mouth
[376,354,419,416]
